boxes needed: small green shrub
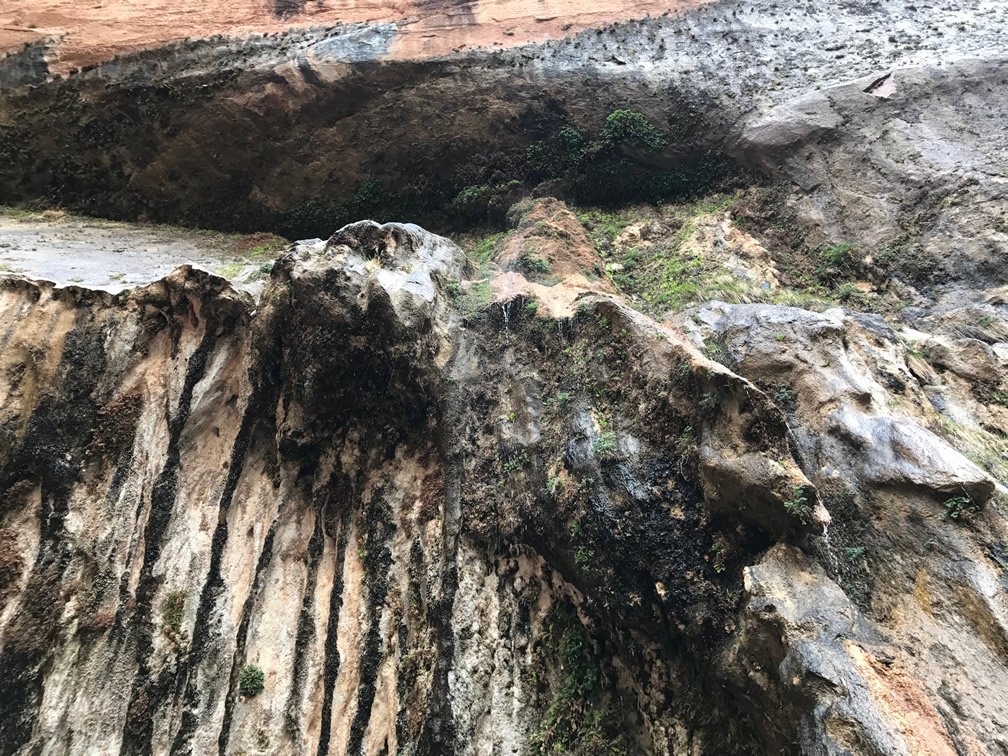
[600,110,667,152]
[544,392,571,411]
[836,281,859,302]
[943,495,979,520]
[783,486,812,523]
[592,431,618,458]
[239,664,265,698]
[518,250,551,274]
[501,451,530,477]
[816,242,857,277]
[845,546,866,561]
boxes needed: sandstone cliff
[1,204,1007,753]
[0,1,1007,754]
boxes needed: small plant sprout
[592,431,618,458]
[783,486,812,523]
[943,495,979,521]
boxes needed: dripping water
[500,300,511,343]
[820,522,840,575]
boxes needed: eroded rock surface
[0,1,1007,754]
[1,202,1006,754]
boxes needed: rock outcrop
[1,208,1006,754]
[1,0,1007,754]
[1,0,1005,263]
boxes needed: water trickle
[500,300,511,343]
[820,523,840,575]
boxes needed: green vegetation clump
[544,392,571,411]
[518,250,551,274]
[464,231,505,276]
[703,340,732,368]
[579,194,754,315]
[239,664,265,698]
[783,486,812,523]
[530,604,625,754]
[160,589,190,653]
[451,280,492,320]
[816,242,858,280]
[592,431,618,458]
[500,451,530,479]
[943,495,979,521]
[161,590,186,634]
[599,109,668,152]
[218,261,244,279]
[773,386,796,410]
[450,180,524,223]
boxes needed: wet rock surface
[0,0,1005,260]
[0,1,1007,754]
[0,198,1006,754]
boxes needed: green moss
[217,262,244,279]
[464,231,505,276]
[161,590,186,634]
[452,280,492,320]
[247,237,287,257]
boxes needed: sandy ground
[0,0,709,73]
[0,208,281,295]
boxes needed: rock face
[1,1,1007,754]
[0,0,711,74]
[0,0,1005,261]
[1,208,1007,754]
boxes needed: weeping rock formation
[1,0,1008,754]
[0,0,1005,248]
[1,204,1007,754]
